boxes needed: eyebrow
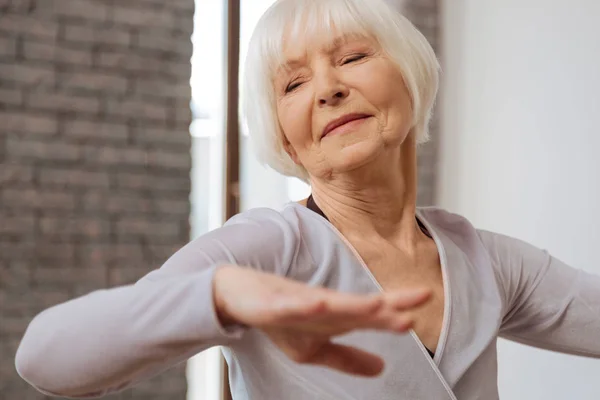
[280,58,305,72]
[324,35,354,53]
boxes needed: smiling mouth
[322,113,371,138]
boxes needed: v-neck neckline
[288,201,454,377]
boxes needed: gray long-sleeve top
[15,204,600,399]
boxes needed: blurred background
[0,0,599,399]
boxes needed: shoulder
[418,207,542,261]
[419,207,550,290]
[225,205,297,229]
[229,204,352,283]
[155,206,310,278]
[419,207,527,310]
[220,204,325,276]
[218,205,305,255]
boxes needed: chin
[327,137,385,173]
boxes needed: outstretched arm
[479,230,600,356]
[15,209,296,398]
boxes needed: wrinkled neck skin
[307,133,423,250]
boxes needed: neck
[309,135,420,245]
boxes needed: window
[187,1,309,399]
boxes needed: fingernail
[393,318,413,332]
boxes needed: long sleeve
[478,229,600,357]
[15,208,300,398]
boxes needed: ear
[282,136,302,166]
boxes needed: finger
[261,295,328,323]
[310,342,385,377]
[385,288,432,310]
[263,288,427,333]
[290,288,427,331]
[269,292,418,335]
[312,287,430,319]
[385,313,415,333]
[323,308,415,334]
[320,289,429,332]
[270,291,384,324]
[313,290,385,315]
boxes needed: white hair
[242,0,440,182]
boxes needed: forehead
[261,0,378,74]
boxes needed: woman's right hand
[213,265,431,377]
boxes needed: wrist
[213,265,237,327]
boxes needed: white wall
[439,0,600,398]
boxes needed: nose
[316,72,349,107]
[318,88,348,106]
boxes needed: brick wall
[395,0,440,206]
[0,1,194,399]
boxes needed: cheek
[372,68,410,108]
[388,68,413,115]
[372,70,413,129]
[277,95,313,146]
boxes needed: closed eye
[342,54,367,65]
[285,81,303,93]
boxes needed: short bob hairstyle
[242,0,440,182]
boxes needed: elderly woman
[15,0,600,399]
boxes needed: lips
[322,113,371,138]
